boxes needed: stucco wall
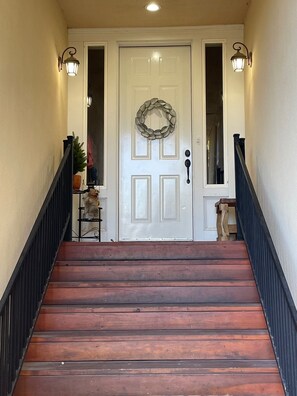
[245,0,297,306]
[0,0,68,298]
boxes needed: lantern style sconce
[231,42,252,72]
[87,95,93,107]
[58,47,80,76]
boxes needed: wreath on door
[135,98,176,140]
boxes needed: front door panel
[119,46,192,240]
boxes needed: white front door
[119,46,192,241]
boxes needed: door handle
[185,158,191,184]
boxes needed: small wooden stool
[215,198,237,241]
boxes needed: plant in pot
[72,132,87,190]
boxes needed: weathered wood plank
[25,333,275,361]
[55,258,250,266]
[47,280,256,287]
[57,241,249,261]
[52,261,253,281]
[44,284,260,304]
[18,359,281,376]
[29,330,272,342]
[14,373,284,396]
[39,303,263,314]
[35,310,267,331]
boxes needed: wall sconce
[87,95,93,107]
[231,42,252,72]
[58,47,80,76]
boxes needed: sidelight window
[205,43,224,185]
[87,47,105,186]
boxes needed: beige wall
[0,0,68,298]
[245,0,297,306]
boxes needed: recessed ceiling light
[145,2,160,12]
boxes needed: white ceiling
[57,0,250,29]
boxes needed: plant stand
[73,190,102,242]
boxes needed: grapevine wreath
[135,98,176,140]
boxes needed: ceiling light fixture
[230,42,252,72]
[145,2,160,12]
[58,47,80,76]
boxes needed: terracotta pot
[73,174,81,191]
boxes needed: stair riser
[57,242,248,261]
[44,286,259,304]
[14,374,284,396]
[35,311,266,331]
[26,339,275,361]
[52,263,253,281]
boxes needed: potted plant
[72,132,87,190]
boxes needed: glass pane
[87,47,104,185]
[205,44,224,184]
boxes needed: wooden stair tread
[26,332,275,362]
[44,285,260,304]
[47,280,256,287]
[31,329,271,340]
[52,261,253,281]
[55,258,251,265]
[20,359,280,375]
[14,373,284,396]
[27,330,274,362]
[35,308,267,331]
[40,303,263,313]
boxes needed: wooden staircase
[14,241,284,396]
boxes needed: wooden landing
[13,241,285,396]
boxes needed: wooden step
[25,330,275,362]
[43,280,260,305]
[57,241,249,261]
[35,304,266,331]
[14,373,285,396]
[14,241,284,396]
[17,359,282,376]
[52,259,253,281]
[39,303,263,313]
[14,360,284,396]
